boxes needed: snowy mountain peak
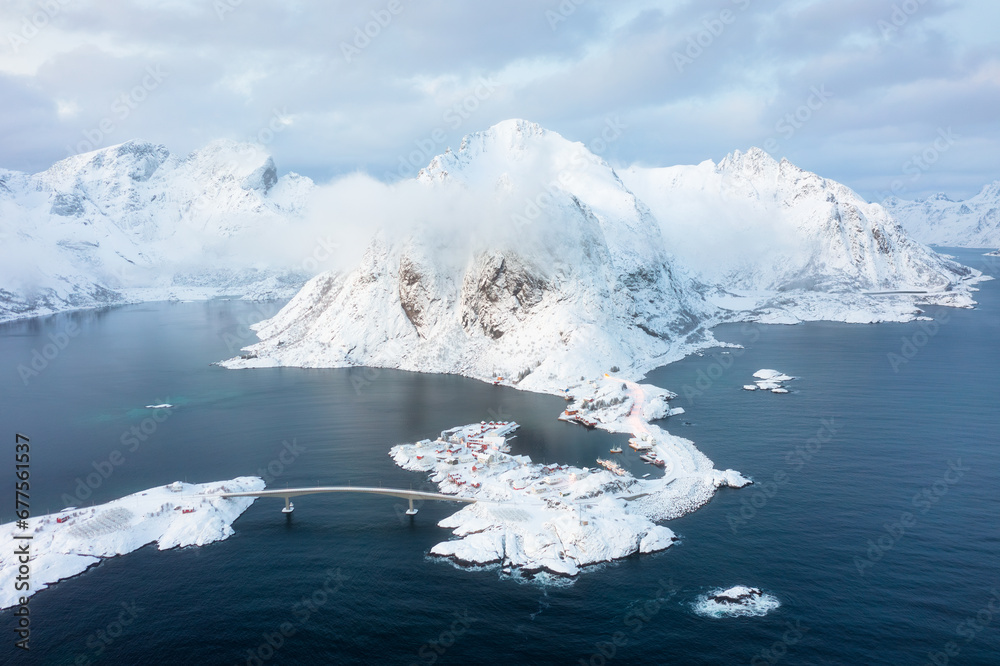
[421,119,559,184]
[977,180,1000,200]
[461,118,548,153]
[717,147,780,176]
[40,140,171,190]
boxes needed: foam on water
[692,587,781,618]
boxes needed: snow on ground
[390,375,750,577]
[0,477,263,610]
[692,586,781,618]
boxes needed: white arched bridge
[212,486,477,516]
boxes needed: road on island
[621,378,681,484]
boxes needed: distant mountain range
[884,183,1000,248]
[0,140,312,321]
[1,119,989,389]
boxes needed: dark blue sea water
[1,248,998,665]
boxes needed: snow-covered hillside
[0,140,313,322]
[223,120,982,391]
[884,182,1000,248]
[621,149,980,323]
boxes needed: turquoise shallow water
[1,248,997,665]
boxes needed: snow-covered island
[743,369,795,393]
[390,376,749,577]
[0,477,263,610]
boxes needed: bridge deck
[207,486,476,515]
[213,486,475,503]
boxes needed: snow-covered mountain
[224,121,713,390]
[223,120,982,390]
[621,149,978,323]
[883,183,1000,248]
[0,140,313,322]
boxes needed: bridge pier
[281,497,294,513]
[406,497,418,516]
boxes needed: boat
[596,458,627,476]
[639,453,656,463]
[609,446,623,454]
[652,458,666,467]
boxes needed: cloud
[0,0,997,200]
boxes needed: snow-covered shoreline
[389,376,749,577]
[0,477,263,610]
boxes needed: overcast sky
[1,0,997,201]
